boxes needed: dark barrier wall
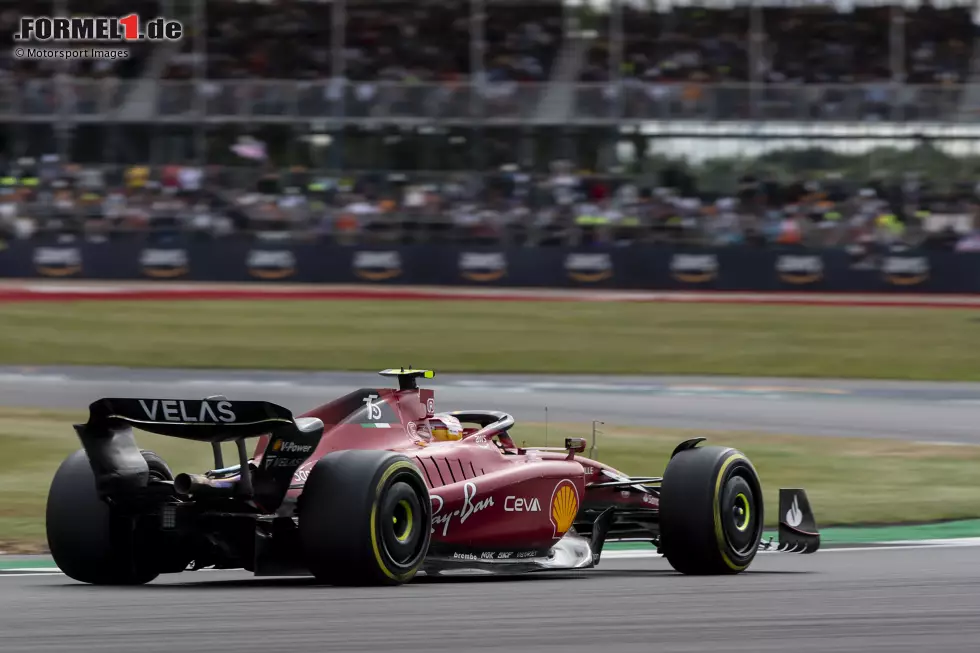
[2,239,978,293]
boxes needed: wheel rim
[720,474,758,555]
[732,493,750,532]
[379,480,425,567]
[392,499,414,544]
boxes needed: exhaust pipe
[174,473,237,497]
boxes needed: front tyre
[45,449,172,585]
[299,450,431,586]
[659,446,764,575]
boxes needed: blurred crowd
[581,5,976,85]
[4,1,975,88]
[1,1,974,122]
[162,0,562,84]
[1,0,978,252]
[1,158,978,252]
[0,0,974,127]
[577,4,978,121]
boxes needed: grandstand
[0,0,979,249]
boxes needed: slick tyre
[299,450,431,586]
[659,446,763,575]
[45,449,173,585]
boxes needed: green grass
[0,408,215,552]
[0,300,978,379]
[5,408,980,552]
[523,424,980,528]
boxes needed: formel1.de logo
[14,15,183,42]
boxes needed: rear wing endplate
[75,398,322,506]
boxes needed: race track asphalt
[3,366,980,442]
[4,366,980,651]
[2,545,980,653]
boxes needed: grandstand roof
[568,0,978,12]
[566,0,979,23]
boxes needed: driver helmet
[418,413,463,442]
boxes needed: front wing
[423,488,820,576]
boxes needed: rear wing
[75,398,323,507]
[84,397,296,442]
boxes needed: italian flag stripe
[361,423,391,428]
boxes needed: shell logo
[550,479,579,537]
[272,440,282,451]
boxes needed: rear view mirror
[564,438,587,454]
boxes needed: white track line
[4,537,980,577]
[823,540,980,553]
[0,567,65,572]
[599,537,980,560]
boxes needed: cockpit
[445,410,518,451]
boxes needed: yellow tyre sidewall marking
[395,500,414,543]
[734,493,750,532]
[712,452,753,572]
[370,461,424,582]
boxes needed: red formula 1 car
[46,369,820,585]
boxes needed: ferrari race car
[46,369,820,585]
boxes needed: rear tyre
[299,450,431,586]
[45,448,173,585]
[659,445,763,575]
[140,450,173,483]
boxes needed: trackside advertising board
[0,241,977,293]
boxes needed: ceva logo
[504,496,541,512]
